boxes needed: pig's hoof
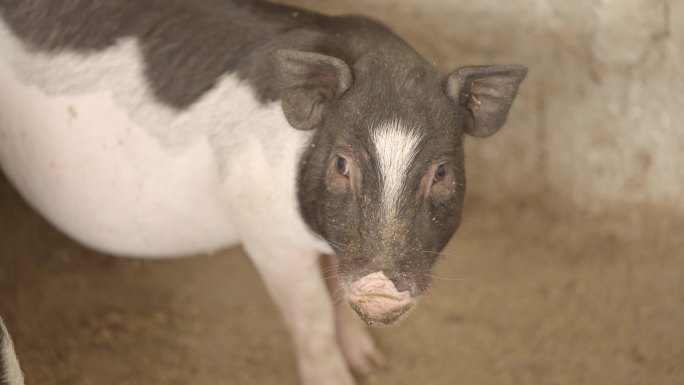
[336,311,386,375]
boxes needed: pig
[0,0,527,384]
[0,317,25,385]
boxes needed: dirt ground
[1,168,682,385]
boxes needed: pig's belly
[0,62,238,258]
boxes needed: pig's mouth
[346,271,415,326]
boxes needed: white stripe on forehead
[372,121,422,218]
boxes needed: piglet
[0,1,526,384]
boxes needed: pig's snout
[347,271,414,326]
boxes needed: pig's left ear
[275,49,353,130]
[446,65,527,138]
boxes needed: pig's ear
[446,65,527,138]
[275,49,352,130]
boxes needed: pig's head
[276,48,527,326]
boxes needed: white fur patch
[372,121,422,218]
[0,320,24,385]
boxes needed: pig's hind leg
[245,244,355,385]
[322,254,386,376]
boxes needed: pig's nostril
[386,272,411,293]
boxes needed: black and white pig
[0,0,527,383]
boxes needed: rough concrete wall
[278,0,683,213]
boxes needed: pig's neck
[205,72,332,255]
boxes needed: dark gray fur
[0,0,526,303]
[0,0,325,107]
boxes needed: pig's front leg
[322,254,386,376]
[246,245,355,385]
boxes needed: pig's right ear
[275,49,352,130]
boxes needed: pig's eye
[336,156,349,176]
[433,164,446,183]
